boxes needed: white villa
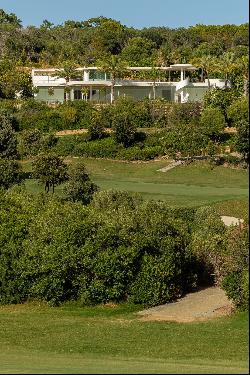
[31,64,228,104]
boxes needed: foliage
[0,112,18,158]
[19,128,58,157]
[200,107,226,141]
[19,128,43,156]
[222,269,249,310]
[112,104,136,147]
[87,111,106,140]
[190,206,227,284]
[0,189,198,307]
[0,189,36,304]
[226,97,249,126]
[0,158,23,189]
[91,189,143,212]
[234,120,249,162]
[227,98,249,162]
[203,87,240,118]
[32,153,68,193]
[63,161,98,204]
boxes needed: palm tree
[149,65,161,99]
[97,54,127,103]
[80,87,89,101]
[191,55,217,89]
[52,62,80,101]
[217,52,236,87]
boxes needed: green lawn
[0,302,248,374]
[22,157,249,211]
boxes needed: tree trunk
[201,68,204,82]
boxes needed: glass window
[74,90,82,100]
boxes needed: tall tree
[236,55,249,96]
[53,62,81,101]
[97,54,127,103]
[191,55,217,88]
[217,52,236,87]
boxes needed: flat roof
[32,64,197,74]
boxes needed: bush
[91,189,143,212]
[87,111,106,140]
[74,137,119,158]
[200,107,226,142]
[0,158,23,189]
[203,87,240,118]
[190,206,226,284]
[0,189,199,307]
[63,161,98,204]
[53,134,88,156]
[221,268,249,310]
[116,145,162,161]
[0,113,18,159]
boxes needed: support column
[180,69,184,81]
[84,69,90,82]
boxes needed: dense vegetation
[0,9,249,313]
[0,187,248,309]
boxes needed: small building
[31,64,228,104]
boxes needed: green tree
[19,128,43,157]
[217,52,236,87]
[32,153,68,193]
[235,120,249,162]
[112,98,137,147]
[191,55,217,87]
[0,113,18,159]
[200,107,226,142]
[236,55,249,96]
[0,9,22,28]
[63,161,98,204]
[227,98,249,162]
[97,54,127,103]
[0,158,23,189]
[53,62,81,101]
[87,111,106,140]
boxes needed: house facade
[31,64,228,104]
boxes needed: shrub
[0,158,23,189]
[74,137,119,158]
[112,111,137,147]
[200,107,226,142]
[116,145,162,161]
[0,113,18,159]
[91,189,143,212]
[203,87,240,118]
[19,128,43,157]
[87,111,106,140]
[0,189,38,304]
[190,206,227,284]
[221,268,249,310]
[63,161,98,204]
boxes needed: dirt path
[137,287,234,323]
